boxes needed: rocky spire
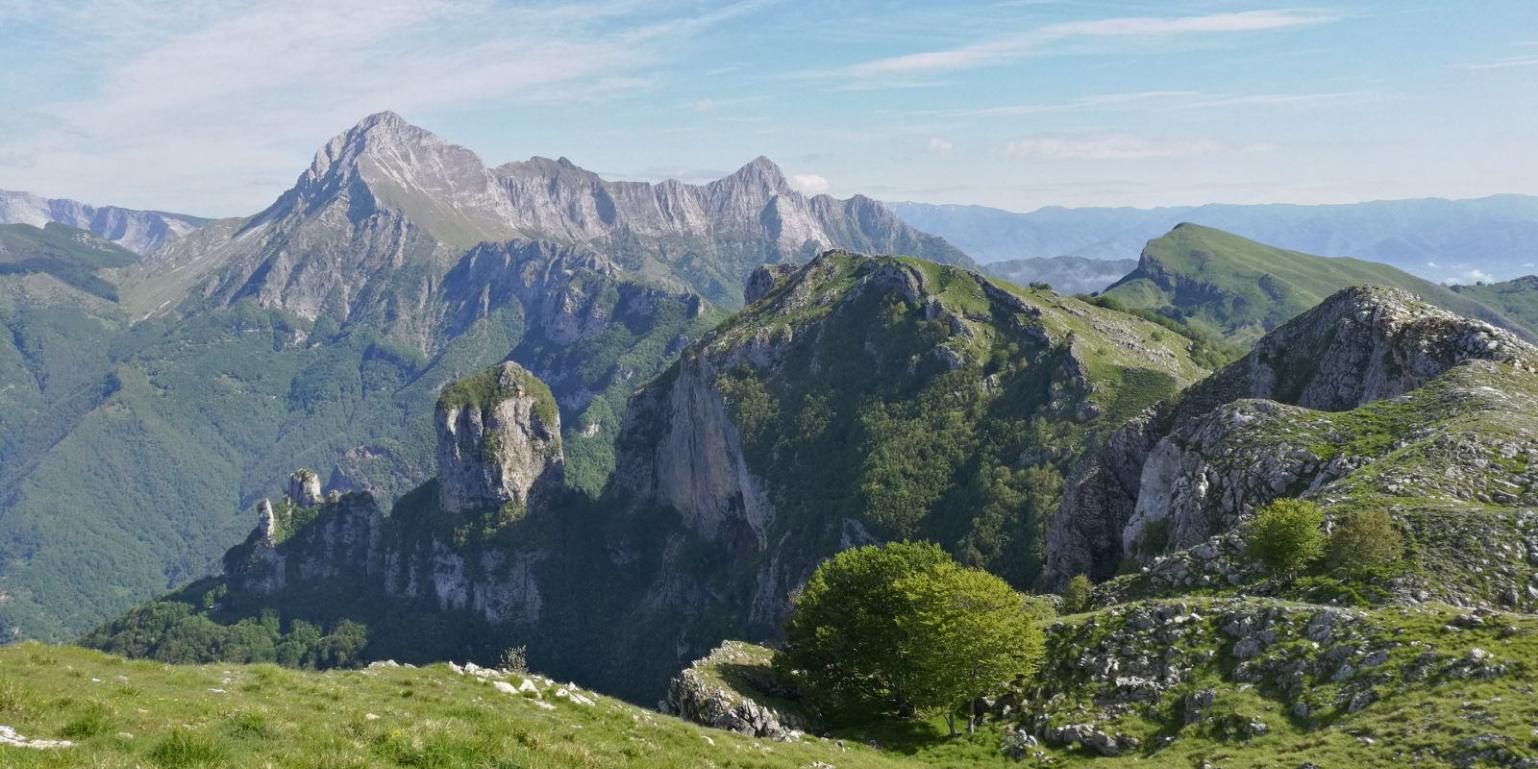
[435,362,564,515]
[256,499,278,546]
[286,469,323,508]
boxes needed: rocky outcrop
[1018,598,1519,753]
[1121,399,1348,556]
[1047,287,1538,585]
[435,362,564,514]
[660,641,808,740]
[744,264,798,304]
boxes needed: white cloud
[928,137,954,155]
[0,0,770,214]
[789,173,830,195]
[688,98,721,113]
[1003,133,1224,161]
[839,10,1335,78]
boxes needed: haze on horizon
[0,0,1534,218]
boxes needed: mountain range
[891,196,1538,286]
[0,112,968,643]
[0,188,206,255]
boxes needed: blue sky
[1,0,1535,216]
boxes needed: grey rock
[435,362,564,514]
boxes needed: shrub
[499,645,529,675]
[1061,574,1093,613]
[779,542,1042,735]
[1325,509,1403,577]
[1244,499,1325,579]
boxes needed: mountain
[983,255,1136,295]
[87,249,1210,699]
[79,260,1538,767]
[0,188,207,254]
[0,112,978,645]
[889,195,1538,284]
[1096,223,1529,345]
[140,111,973,316]
[1047,284,1538,600]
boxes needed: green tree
[1244,499,1325,579]
[779,542,1042,735]
[1326,509,1403,577]
[1061,574,1093,613]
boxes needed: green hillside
[1452,275,1538,332]
[12,594,1538,769]
[0,222,138,301]
[1099,223,1524,345]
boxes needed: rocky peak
[435,362,564,514]
[1197,285,1534,415]
[719,156,789,192]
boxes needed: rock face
[435,362,564,514]
[1048,286,1538,585]
[0,188,205,255]
[224,363,564,621]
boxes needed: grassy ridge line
[1101,223,1530,345]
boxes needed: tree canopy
[779,542,1044,734]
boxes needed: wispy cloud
[1461,54,1538,71]
[937,89,1376,119]
[928,137,955,155]
[832,10,1336,79]
[1002,133,1274,161]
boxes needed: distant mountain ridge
[140,111,972,319]
[0,188,207,255]
[890,196,1538,284]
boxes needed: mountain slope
[889,195,1538,284]
[1451,275,1538,332]
[0,188,207,255]
[1097,223,1525,345]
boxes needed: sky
[0,0,1535,217]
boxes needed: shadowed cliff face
[1046,286,1538,587]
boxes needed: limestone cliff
[435,362,563,514]
[222,363,562,627]
[1047,286,1538,588]
[613,249,1206,646]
